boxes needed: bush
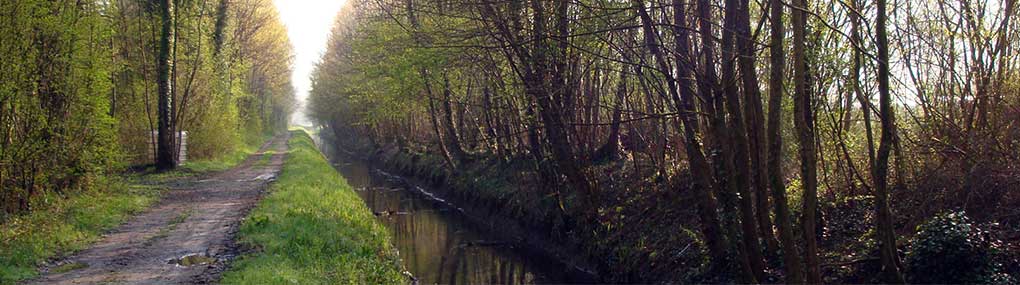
[0,1,118,217]
[905,211,1013,284]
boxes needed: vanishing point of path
[28,134,290,284]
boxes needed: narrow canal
[322,143,578,284]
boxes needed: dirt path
[28,134,290,285]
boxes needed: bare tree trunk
[442,72,468,162]
[669,0,732,271]
[720,0,766,279]
[212,0,229,56]
[593,68,626,161]
[850,0,876,172]
[526,101,544,161]
[482,83,503,156]
[529,0,597,212]
[792,0,821,281]
[409,0,462,168]
[874,0,906,281]
[425,72,456,168]
[156,0,177,170]
[735,0,780,256]
[695,0,759,280]
[767,0,805,282]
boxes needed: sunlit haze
[274,0,347,126]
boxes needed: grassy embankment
[221,130,404,284]
[0,139,265,284]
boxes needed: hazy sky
[273,0,347,125]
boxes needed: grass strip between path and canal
[221,130,404,284]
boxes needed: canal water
[325,148,577,284]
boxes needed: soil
[26,134,289,285]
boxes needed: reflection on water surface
[332,156,573,284]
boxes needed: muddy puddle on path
[330,156,575,284]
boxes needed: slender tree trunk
[874,0,906,281]
[850,0,876,172]
[637,61,665,169]
[156,0,176,170]
[736,0,780,256]
[846,0,872,200]
[529,0,597,212]
[409,0,462,168]
[669,0,732,270]
[719,0,767,280]
[212,0,229,56]
[482,83,502,155]
[767,0,805,281]
[695,0,758,281]
[170,0,181,156]
[526,101,544,161]
[593,68,626,161]
[442,72,468,162]
[792,0,821,281]
[425,72,456,168]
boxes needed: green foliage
[0,1,119,217]
[905,211,1013,284]
[0,0,294,216]
[309,3,471,134]
[0,178,159,283]
[221,131,404,284]
[109,0,293,166]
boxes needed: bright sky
[273,0,347,126]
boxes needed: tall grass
[221,131,404,284]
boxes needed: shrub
[905,211,1012,284]
[0,1,118,217]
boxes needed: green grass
[138,136,267,182]
[179,142,259,173]
[254,151,274,167]
[221,130,404,284]
[0,179,160,284]
[0,135,273,284]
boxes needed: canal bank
[221,131,404,284]
[318,133,598,284]
[316,127,713,283]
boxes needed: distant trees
[299,0,1017,282]
[113,0,294,165]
